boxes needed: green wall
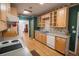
[68,5,79,52]
[18,15,27,20]
[28,16,38,38]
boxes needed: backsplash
[40,27,67,35]
[50,28,67,34]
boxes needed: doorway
[19,20,29,38]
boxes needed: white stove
[0,39,32,56]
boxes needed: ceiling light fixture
[23,10,31,14]
[40,3,44,5]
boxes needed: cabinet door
[37,17,41,27]
[37,32,41,42]
[51,11,54,27]
[37,33,47,44]
[55,36,66,54]
[0,3,10,31]
[11,7,17,16]
[0,3,10,21]
[38,32,40,41]
[56,7,67,27]
[42,34,47,44]
[35,32,38,40]
[0,21,7,31]
[40,15,45,27]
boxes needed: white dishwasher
[47,35,55,49]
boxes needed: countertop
[35,30,70,38]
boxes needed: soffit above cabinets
[12,3,68,16]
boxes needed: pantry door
[68,5,79,53]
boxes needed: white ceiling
[14,3,68,16]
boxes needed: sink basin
[42,31,49,33]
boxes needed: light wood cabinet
[40,15,45,28]
[51,11,56,27]
[41,33,47,44]
[35,32,41,41]
[0,3,10,21]
[0,3,10,31]
[11,6,17,16]
[55,36,66,54]
[38,13,51,28]
[35,31,47,44]
[51,7,68,28]
[56,7,68,28]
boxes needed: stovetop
[0,39,22,54]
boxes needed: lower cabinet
[55,36,66,54]
[35,32,69,55]
[35,31,47,44]
[41,33,47,44]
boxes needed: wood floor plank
[23,33,63,56]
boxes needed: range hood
[7,15,19,22]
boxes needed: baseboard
[68,50,77,56]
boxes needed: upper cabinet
[38,13,51,28]
[40,15,45,27]
[56,7,68,28]
[0,3,10,31]
[0,3,10,21]
[51,11,57,27]
[10,6,17,16]
[39,7,68,28]
[50,7,68,28]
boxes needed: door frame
[75,12,79,54]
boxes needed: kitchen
[0,3,79,56]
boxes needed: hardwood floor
[23,33,63,56]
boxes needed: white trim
[28,20,29,36]
[69,50,76,55]
[75,12,79,54]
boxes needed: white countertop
[35,30,70,38]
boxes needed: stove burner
[2,41,9,44]
[11,40,19,43]
[0,43,22,54]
